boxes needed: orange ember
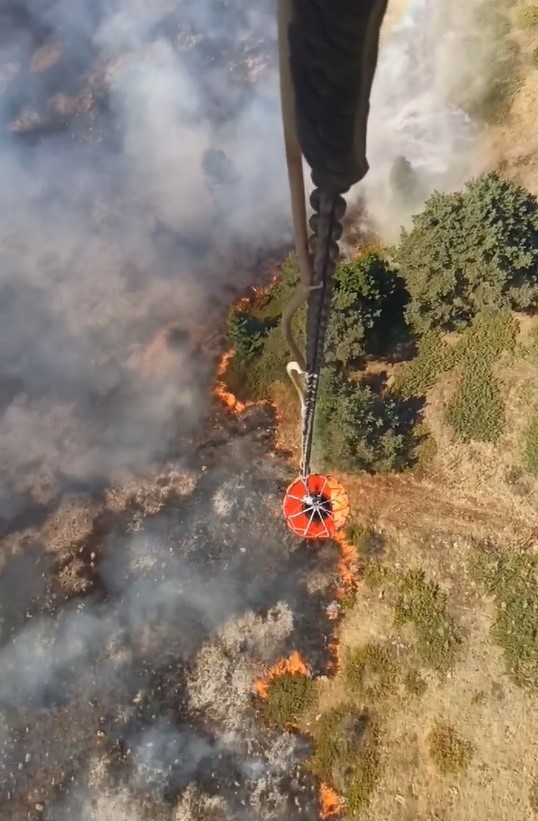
[254,651,310,699]
[319,783,343,818]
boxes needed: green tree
[316,371,416,473]
[397,173,538,334]
[227,309,267,361]
[325,250,405,368]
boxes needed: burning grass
[311,706,381,817]
[254,651,311,700]
[319,783,343,819]
[214,349,250,413]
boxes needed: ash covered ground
[0,1,338,819]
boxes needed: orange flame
[325,530,363,676]
[333,530,361,600]
[254,651,310,699]
[319,783,343,818]
[213,349,250,414]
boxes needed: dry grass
[318,532,538,821]
[427,721,474,774]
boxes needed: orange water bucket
[283,474,350,539]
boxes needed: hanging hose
[277,0,349,477]
[277,0,389,537]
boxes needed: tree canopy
[396,172,538,334]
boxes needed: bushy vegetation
[325,249,404,367]
[445,365,505,443]
[454,309,518,366]
[397,173,538,334]
[343,642,399,699]
[262,672,317,727]
[530,774,538,814]
[518,6,538,28]
[389,156,425,212]
[468,545,538,689]
[523,414,538,477]
[315,371,418,473]
[427,722,473,774]
[394,569,461,671]
[226,309,269,361]
[222,168,538,479]
[311,707,381,815]
[395,332,455,397]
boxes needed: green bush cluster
[311,707,381,815]
[397,173,538,335]
[325,250,405,367]
[468,545,538,689]
[315,371,417,474]
[226,309,268,361]
[394,569,461,670]
[395,332,455,397]
[445,365,505,443]
[262,672,317,727]
[454,309,518,367]
[343,642,399,699]
[427,722,474,774]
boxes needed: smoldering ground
[0,422,337,820]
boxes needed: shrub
[344,643,399,699]
[395,332,455,397]
[389,156,424,209]
[311,707,381,813]
[325,250,405,368]
[315,372,417,474]
[468,545,538,689]
[227,308,267,361]
[394,569,461,670]
[445,364,505,443]
[428,722,473,774]
[524,414,538,476]
[518,6,538,28]
[262,672,317,727]
[454,309,518,367]
[404,669,428,697]
[397,174,538,334]
[530,774,538,814]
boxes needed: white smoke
[361,0,484,239]
[0,0,287,504]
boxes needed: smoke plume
[361,0,487,240]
